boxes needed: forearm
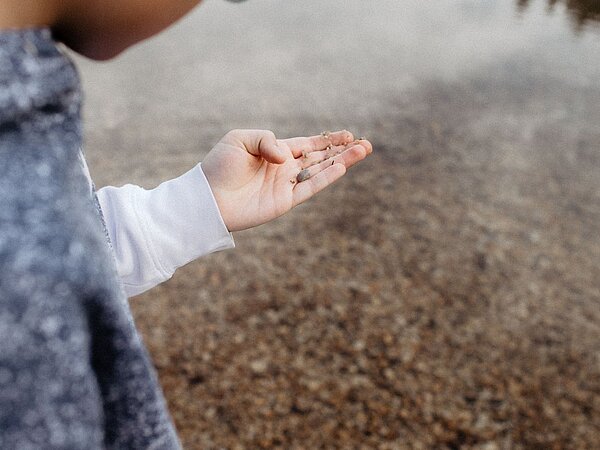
[97,164,234,297]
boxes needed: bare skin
[202,130,373,232]
[0,0,204,60]
[0,0,63,29]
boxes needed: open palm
[202,129,372,232]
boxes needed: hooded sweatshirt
[0,28,234,449]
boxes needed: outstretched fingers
[292,163,347,207]
[289,138,373,205]
[282,130,354,158]
[300,141,371,170]
[334,142,371,169]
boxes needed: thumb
[227,129,291,164]
[254,131,290,164]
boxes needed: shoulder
[52,0,204,60]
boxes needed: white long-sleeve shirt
[95,164,235,298]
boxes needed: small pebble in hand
[296,169,311,183]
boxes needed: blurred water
[77,0,599,186]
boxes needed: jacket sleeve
[96,163,235,298]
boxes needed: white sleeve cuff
[97,163,235,298]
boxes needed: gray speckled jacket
[0,29,181,449]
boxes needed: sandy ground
[77,1,600,448]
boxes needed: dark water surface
[79,1,600,448]
[519,0,600,27]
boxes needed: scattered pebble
[250,360,268,374]
[296,169,311,183]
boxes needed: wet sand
[78,1,600,448]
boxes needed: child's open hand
[202,129,373,232]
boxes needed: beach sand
[131,93,600,448]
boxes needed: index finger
[280,130,354,158]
